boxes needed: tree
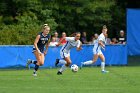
[0,0,58,45]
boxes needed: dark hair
[75,32,81,35]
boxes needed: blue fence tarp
[127,9,140,55]
[0,45,127,68]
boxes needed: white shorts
[93,46,103,55]
[60,50,70,59]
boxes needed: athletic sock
[34,64,39,73]
[59,60,66,64]
[32,60,37,64]
[83,60,93,65]
[101,62,105,71]
[59,65,66,72]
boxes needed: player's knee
[66,61,71,66]
[101,58,105,62]
[103,59,105,62]
[92,59,97,63]
[39,62,44,66]
[38,60,44,66]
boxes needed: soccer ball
[71,64,78,72]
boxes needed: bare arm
[76,41,83,51]
[98,40,105,49]
[77,46,82,51]
[44,37,51,55]
[34,35,41,53]
[99,40,105,47]
[56,37,66,46]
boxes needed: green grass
[0,66,140,93]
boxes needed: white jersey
[61,37,81,52]
[60,37,81,58]
[93,33,106,54]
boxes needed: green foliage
[53,0,116,36]
[0,0,57,45]
[0,0,126,44]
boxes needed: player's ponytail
[43,24,50,29]
[103,25,107,29]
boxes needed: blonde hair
[103,25,107,29]
[43,24,50,29]
[102,25,107,34]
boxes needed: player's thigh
[34,51,43,64]
[60,50,66,59]
[39,54,45,65]
[64,56,71,65]
[99,53,105,62]
[92,54,99,62]
[60,51,70,61]
[34,51,40,60]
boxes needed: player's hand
[101,46,105,51]
[77,47,83,51]
[37,50,42,55]
[56,43,60,47]
[44,51,47,55]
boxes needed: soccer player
[26,24,51,76]
[81,25,109,73]
[55,32,82,75]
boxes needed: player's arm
[76,41,83,51]
[34,35,41,54]
[44,36,51,55]
[98,40,105,49]
[56,37,66,46]
[56,37,72,46]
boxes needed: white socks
[59,65,66,72]
[59,59,67,72]
[59,60,66,64]
[101,62,105,71]
[83,60,93,65]
[83,60,106,71]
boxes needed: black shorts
[32,47,44,53]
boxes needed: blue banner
[127,9,140,55]
[0,45,127,68]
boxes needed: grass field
[0,66,140,93]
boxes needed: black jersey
[37,32,51,52]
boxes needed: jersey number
[42,41,46,44]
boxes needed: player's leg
[55,59,66,67]
[57,56,71,75]
[80,46,100,68]
[27,59,37,65]
[26,59,37,68]
[26,48,38,68]
[99,53,109,73]
[55,50,67,66]
[33,51,42,76]
[82,54,98,65]
[38,54,45,66]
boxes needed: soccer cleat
[57,71,62,75]
[55,59,59,67]
[33,72,37,76]
[26,59,32,69]
[80,62,84,69]
[101,70,109,73]
[33,73,37,76]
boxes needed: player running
[55,32,82,75]
[26,24,51,76]
[80,25,109,73]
